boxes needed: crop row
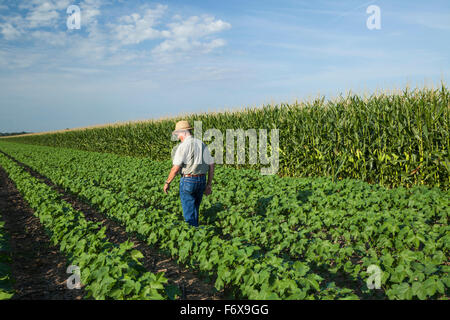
[0,142,360,299]
[0,210,14,300]
[1,142,448,299]
[0,152,169,300]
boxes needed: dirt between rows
[0,152,224,300]
[0,166,85,299]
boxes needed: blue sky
[0,0,449,132]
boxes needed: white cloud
[165,15,231,39]
[0,0,99,35]
[152,15,231,58]
[0,14,26,39]
[0,2,231,67]
[0,23,21,40]
[0,0,111,63]
[153,37,226,55]
[25,2,60,28]
[0,0,72,38]
[203,38,226,52]
[112,4,167,45]
[107,7,231,61]
[18,0,71,11]
[80,0,103,31]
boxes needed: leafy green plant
[1,142,447,299]
[0,153,169,300]
[0,212,14,300]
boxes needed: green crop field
[0,86,448,300]
[0,151,169,300]
[0,138,448,300]
[5,86,449,190]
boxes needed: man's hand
[163,182,170,194]
[164,165,180,195]
[204,184,212,196]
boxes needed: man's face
[175,131,184,141]
[173,130,187,141]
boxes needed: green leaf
[165,285,181,300]
[395,283,411,299]
[130,250,144,261]
[0,290,14,300]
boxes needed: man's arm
[165,141,185,194]
[204,163,215,195]
[164,165,181,194]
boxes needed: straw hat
[173,120,193,134]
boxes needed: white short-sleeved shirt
[173,136,214,175]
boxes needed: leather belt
[182,174,205,177]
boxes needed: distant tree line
[0,132,30,137]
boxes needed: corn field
[3,85,449,189]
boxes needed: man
[163,120,215,227]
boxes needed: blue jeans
[179,176,206,227]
